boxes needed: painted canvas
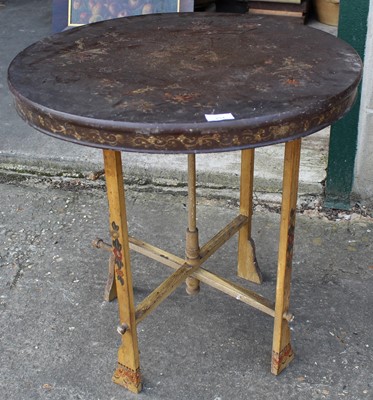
[69,0,181,26]
[52,0,193,32]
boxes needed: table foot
[272,343,294,375]
[237,238,262,284]
[271,139,301,376]
[112,363,142,393]
[237,149,263,284]
[271,332,294,375]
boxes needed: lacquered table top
[8,13,362,153]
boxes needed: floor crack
[9,263,24,289]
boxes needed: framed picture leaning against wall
[52,0,194,32]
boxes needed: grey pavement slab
[0,0,329,200]
[1,175,373,399]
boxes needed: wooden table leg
[185,153,201,295]
[237,149,262,284]
[271,139,301,375]
[103,149,142,393]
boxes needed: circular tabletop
[8,13,362,153]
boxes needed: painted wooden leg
[271,139,301,375]
[103,149,142,393]
[185,154,201,295]
[237,149,262,284]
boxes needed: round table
[8,13,362,394]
